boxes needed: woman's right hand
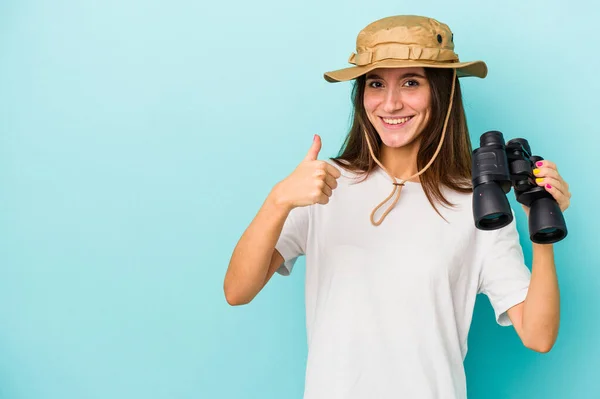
[272,134,342,211]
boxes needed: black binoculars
[471,131,567,244]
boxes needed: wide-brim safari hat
[324,15,487,83]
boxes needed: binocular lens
[531,228,566,243]
[479,213,511,229]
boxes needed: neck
[379,141,421,182]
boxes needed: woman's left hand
[523,160,571,214]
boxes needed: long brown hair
[332,68,473,214]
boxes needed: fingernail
[536,178,544,183]
[536,161,543,167]
[313,134,317,141]
[533,168,540,175]
[546,184,552,189]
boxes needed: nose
[382,86,403,114]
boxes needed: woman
[224,15,571,399]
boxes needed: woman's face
[363,67,432,149]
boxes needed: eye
[367,80,383,88]
[403,79,419,87]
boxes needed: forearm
[224,186,291,304]
[521,243,560,351]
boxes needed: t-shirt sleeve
[274,205,310,276]
[477,215,532,327]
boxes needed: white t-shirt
[274,162,531,399]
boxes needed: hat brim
[323,59,488,83]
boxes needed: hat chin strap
[365,68,457,226]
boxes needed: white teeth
[382,116,411,125]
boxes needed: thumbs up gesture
[273,135,342,211]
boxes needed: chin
[379,132,418,149]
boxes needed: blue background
[1,0,598,398]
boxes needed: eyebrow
[365,72,426,80]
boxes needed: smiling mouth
[380,116,414,127]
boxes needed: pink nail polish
[546,184,552,189]
[536,161,543,167]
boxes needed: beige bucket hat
[324,15,487,83]
[323,15,488,226]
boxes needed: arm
[223,134,340,306]
[507,243,559,353]
[508,159,570,352]
[224,190,291,306]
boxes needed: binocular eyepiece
[472,131,567,244]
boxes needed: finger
[313,160,341,180]
[535,174,569,200]
[324,174,338,190]
[325,163,342,179]
[321,183,333,197]
[542,181,570,212]
[304,134,322,161]
[534,159,557,172]
[316,192,330,205]
[533,166,560,180]
[535,176,564,194]
[533,166,569,194]
[314,177,332,196]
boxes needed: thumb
[304,134,322,161]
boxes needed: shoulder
[435,182,474,213]
[434,185,481,236]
